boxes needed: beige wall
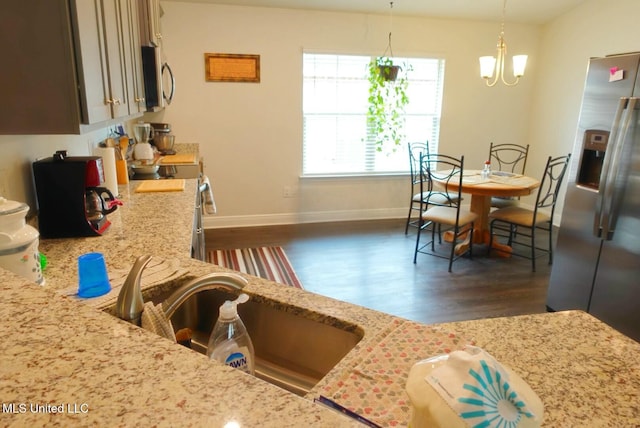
[0,129,110,212]
[529,0,640,217]
[149,2,539,227]
[2,0,639,229]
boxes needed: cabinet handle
[113,98,122,105]
[156,33,162,40]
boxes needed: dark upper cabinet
[0,0,145,135]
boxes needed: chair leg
[488,220,494,257]
[508,224,516,246]
[448,229,456,272]
[405,204,413,234]
[430,222,437,251]
[413,218,422,263]
[531,227,536,272]
[548,224,553,265]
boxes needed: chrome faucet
[116,255,248,325]
[116,255,152,325]
[162,271,248,319]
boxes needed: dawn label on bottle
[225,351,250,373]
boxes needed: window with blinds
[302,53,445,176]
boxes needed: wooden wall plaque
[205,53,260,82]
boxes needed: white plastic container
[0,197,44,285]
[405,347,544,428]
[133,142,154,161]
[207,294,255,375]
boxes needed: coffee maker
[33,151,119,238]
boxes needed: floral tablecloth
[319,319,475,426]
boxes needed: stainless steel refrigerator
[547,53,640,342]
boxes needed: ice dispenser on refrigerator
[576,130,608,190]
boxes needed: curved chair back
[533,154,572,221]
[409,142,429,186]
[405,142,430,234]
[489,143,529,174]
[488,153,572,271]
[415,153,476,271]
[420,152,463,209]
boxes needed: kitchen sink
[166,288,363,396]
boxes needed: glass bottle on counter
[481,160,492,179]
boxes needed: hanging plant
[377,58,400,81]
[366,56,410,152]
[365,2,410,153]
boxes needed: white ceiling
[167,0,588,24]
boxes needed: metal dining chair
[489,142,530,208]
[405,142,457,234]
[488,154,571,271]
[413,153,478,272]
[405,142,429,234]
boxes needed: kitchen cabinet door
[139,0,163,46]
[150,0,163,46]
[0,1,81,134]
[122,0,146,113]
[0,0,144,134]
[102,0,130,118]
[75,0,132,122]
[73,0,112,124]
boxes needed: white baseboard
[203,204,562,229]
[203,207,407,229]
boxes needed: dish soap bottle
[207,293,255,375]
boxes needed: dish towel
[201,175,217,215]
[141,301,176,342]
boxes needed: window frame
[302,51,445,178]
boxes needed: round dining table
[434,170,540,255]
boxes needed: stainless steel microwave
[141,46,174,111]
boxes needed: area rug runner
[207,246,303,289]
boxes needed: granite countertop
[1,170,639,426]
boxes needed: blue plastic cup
[77,252,111,298]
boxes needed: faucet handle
[116,255,152,325]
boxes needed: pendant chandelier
[479,0,527,87]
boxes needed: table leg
[445,194,513,257]
[470,194,491,244]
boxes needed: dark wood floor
[204,219,552,325]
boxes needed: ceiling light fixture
[479,0,527,87]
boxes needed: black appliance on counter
[33,152,119,238]
[141,46,174,112]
